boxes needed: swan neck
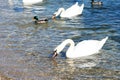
[57,8,65,16]
[55,39,75,54]
[59,39,75,55]
[66,39,75,55]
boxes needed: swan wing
[61,3,84,18]
[72,40,101,57]
[66,37,108,58]
[67,37,108,58]
[23,0,43,5]
[65,2,79,12]
[74,37,108,58]
[66,3,84,14]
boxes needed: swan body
[8,0,43,6]
[23,0,43,5]
[52,2,84,18]
[53,37,108,58]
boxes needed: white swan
[52,37,108,58]
[23,0,43,5]
[8,0,43,6]
[52,2,84,18]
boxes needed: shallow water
[0,0,120,79]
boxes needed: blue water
[0,0,120,79]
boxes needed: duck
[52,2,84,19]
[91,0,103,5]
[23,0,43,5]
[52,37,108,58]
[33,16,48,24]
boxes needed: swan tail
[75,2,78,5]
[101,36,108,44]
[80,3,84,11]
[99,36,108,50]
[81,3,84,7]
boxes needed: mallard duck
[33,16,48,24]
[52,2,84,19]
[91,0,103,5]
[52,37,108,58]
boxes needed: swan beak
[52,14,56,19]
[52,50,58,58]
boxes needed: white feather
[54,2,84,18]
[54,37,108,58]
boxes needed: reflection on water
[0,0,120,79]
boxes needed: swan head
[52,39,68,58]
[52,50,58,58]
[52,8,65,19]
[52,39,74,58]
[52,45,63,58]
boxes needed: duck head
[33,16,39,21]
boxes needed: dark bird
[33,16,48,24]
[91,0,103,5]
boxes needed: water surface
[0,0,120,79]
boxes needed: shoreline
[0,72,13,80]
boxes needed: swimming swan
[8,0,43,6]
[52,2,84,18]
[52,37,108,58]
[23,0,43,5]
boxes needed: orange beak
[52,14,56,19]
